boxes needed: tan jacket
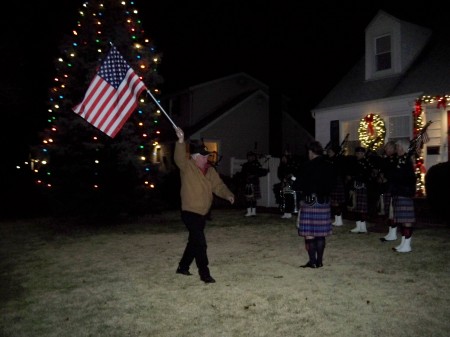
[174,142,234,215]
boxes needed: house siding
[159,73,313,180]
[191,94,270,176]
[314,94,419,149]
[313,10,449,172]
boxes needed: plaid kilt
[330,179,346,206]
[297,201,332,237]
[382,193,392,218]
[393,196,415,223]
[245,183,261,201]
[354,187,368,213]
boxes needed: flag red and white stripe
[415,131,430,154]
[412,121,432,155]
[73,44,146,138]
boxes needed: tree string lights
[24,1,167,215]
[31,0,163,192]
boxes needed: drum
[278,181,292,213]
[280,184,299,214]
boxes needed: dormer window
[375,35,392,71]
[365,11,431,80]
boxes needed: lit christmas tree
[30,0,164,216]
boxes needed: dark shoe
[300,262,317,268]
[201,276,216,283]
[317,263,323,268]
[176,267,192,276]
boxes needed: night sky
[1,0,449,164]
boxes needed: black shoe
[201,276,216,283]
[176,267,192,276]
[300,262,317,268]
[317,263,323,268]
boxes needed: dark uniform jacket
[297,155,334,201]
[391,154,416,198]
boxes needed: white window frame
[387,115,412,141]
[375,34,392,72]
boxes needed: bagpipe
[324,133,350,156]
[339,133,350,155]
[246,142,271,176]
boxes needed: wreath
[358,113,386,150]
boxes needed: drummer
[326,144,347,226]
[277,150,304,219]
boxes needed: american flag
[73,44,146,138]
[410,121,432,155]
[416,131,430,153]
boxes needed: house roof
[189,72,269,92]
[184,88,262,138]
[313,31,450,111]
[164,72,269,97]
[159,72,309,142]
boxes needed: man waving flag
[73,44,146,138]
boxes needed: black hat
[355,146,366,153]
[189,140,211,156]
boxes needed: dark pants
[179,211,210,278]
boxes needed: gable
[191,93,270,176]
[311,9,450,182]
[314,10,442,111]
[365,10,432,81]
[186,73,267,125]
[157,72,317,177]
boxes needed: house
[154,72,314,207]
[312,10,450,193]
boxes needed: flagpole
[108,42,178,129]
[146,89,178,129]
